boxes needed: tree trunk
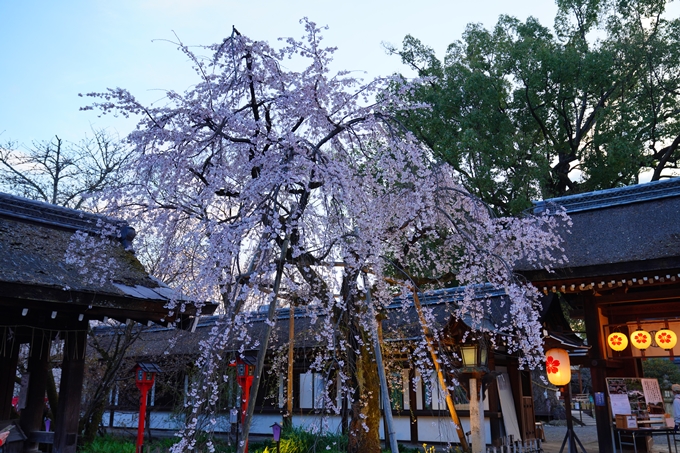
[338,272,382,453]
[348,338,382,453]
[80,398,106,445]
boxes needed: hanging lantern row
[607,328,677,351]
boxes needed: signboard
[606,377,665,419]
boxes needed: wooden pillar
[53,330,87,453]
[19,329,51,452]
[584,298,614,453]
[486,355,502,446]
[0,331,20,420]
[408,367,418,443]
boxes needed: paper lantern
[607,332,629,351]
[630,329,652,350]
[545,348,571,386]
[655,329,677,350]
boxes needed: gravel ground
[542,424,600,453]
[542,424,679,453]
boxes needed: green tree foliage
[642,358,680,390]
[390,0,680,214]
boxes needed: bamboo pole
[411,288,470,452]
[285,300,295,428]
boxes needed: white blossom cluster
[81,19,568,450]
[64,220,122,289]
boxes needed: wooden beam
[521,258,680,283]
[595,288,680,305]
[0,281,210,324]
[603,302,680,322]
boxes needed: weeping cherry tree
[82,20,568,453]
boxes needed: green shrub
[79,435,136,453]
[250,426,347,453]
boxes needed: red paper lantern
[545,348,571,386]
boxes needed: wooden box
[616,414,638,429]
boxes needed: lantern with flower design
[607,332,629,352]
[654,329,677,350]
[630,329,652,350]
[545,348,571,386]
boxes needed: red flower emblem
[658,332,671,344]
[610,335,623,346]
[546,356,560,374]
[634,333,648,344]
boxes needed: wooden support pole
[53,330,87,453]
[470,376,485,453]
[0,334,20,420]
[584,300,613,453]
[19,329,51,451]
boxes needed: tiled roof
[519,179,680,277]
[0,192,196,326]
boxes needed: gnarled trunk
[348,337,381,453]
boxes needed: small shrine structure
[0,193,204,453]
[518,178,680,453]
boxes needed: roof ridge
[533,178,680,214]
[0,192,127,234]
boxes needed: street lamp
[457,336,489,453]
[459,340,489,373]
[271,422,282,453]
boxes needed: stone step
[571,410,597,426]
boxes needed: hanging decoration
[654,329,677,350]
[630,329,652,350]
[545,348,571,386]
[607,332,629,352]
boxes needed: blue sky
[0,0,648,147]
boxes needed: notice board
[605,377,665,419]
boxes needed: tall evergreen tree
[390,0,680,214]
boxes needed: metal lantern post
[458,337,489,453]
[545,348,586,453]
[134,363,161,453]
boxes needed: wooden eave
[0,281,199,327]
[523,262,680,297]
